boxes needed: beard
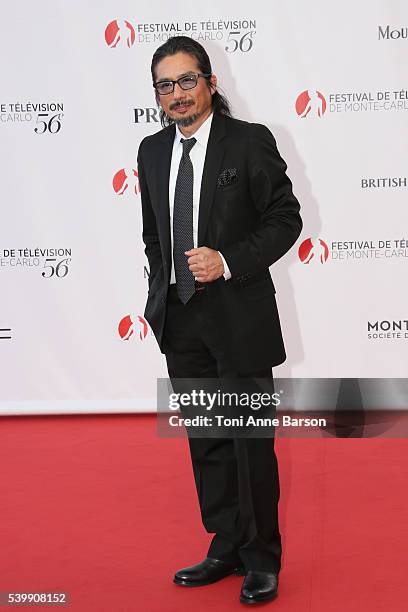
[173,111,201,127]
[167,100,202,127]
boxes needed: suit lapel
[198,113,227,246]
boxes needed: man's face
[154,51,216,128]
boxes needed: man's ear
[209,74,217,95]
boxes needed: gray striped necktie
[173,137,197,304]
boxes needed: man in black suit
[138,36,302,605]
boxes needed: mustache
[169,99,194,110]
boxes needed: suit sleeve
[137,138,163,289]
[221,124,302,278]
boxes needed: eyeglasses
[153,73,212,95]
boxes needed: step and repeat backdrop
[1,1,407,414]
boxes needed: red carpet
[0,414,406,611]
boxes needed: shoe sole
[240,591,278,605]
[174,567,245,587]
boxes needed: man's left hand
[185,247,224,283]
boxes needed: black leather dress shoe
[240,571,278,604]
[174,557,245,587]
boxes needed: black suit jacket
[137,113,302,372]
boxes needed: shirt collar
[174,112,214,148]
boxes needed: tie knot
[180,137,197,156]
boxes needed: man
[138,36,302,605]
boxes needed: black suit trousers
[163,283,282,573]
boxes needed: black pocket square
[217,168,238,187]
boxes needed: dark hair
[151,36,232,127]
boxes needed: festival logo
[112,19,257,52]
[295,90,327,118]
[298,237,408,264]
[0,247,72,276]
[0,102,64,132]
[118,314,148,341]
[298,238,329,264]
[105,20,136,48]
[295,88,408,116]
[113,168,140,196]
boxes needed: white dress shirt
[169,112,231,284]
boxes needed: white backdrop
[1,1,407,414]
